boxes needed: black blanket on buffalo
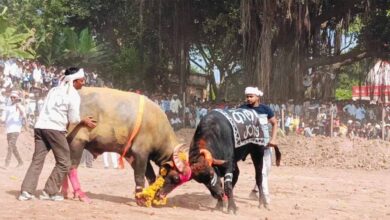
[213,108,264,148]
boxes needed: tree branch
[304,49,372,69]
[189,57,207,73]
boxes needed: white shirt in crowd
[285,116,292,127]
[35,85,81,131]
[25,97,36,115]
[3,60,12,76]
[170,117,182,125]
[33,67,43,84]
[170,97,182,114]
[4,103,26,134]
[3,76,13,89]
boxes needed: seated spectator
[170,115,182,131]
[304,125,314,137]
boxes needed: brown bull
[62,87,180,204]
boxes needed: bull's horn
[174,143,186,152]
[199,149,213,167]
[212,159,226,166]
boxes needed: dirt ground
[0,127,389,220]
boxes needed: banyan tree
[241,0,390,102]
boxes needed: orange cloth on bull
[118,95,145,169]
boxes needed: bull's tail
[268,144,281,166]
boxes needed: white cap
[245,87,263,96]
[10,91,20,99]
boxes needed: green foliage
[37,27,110,69]
[335,59,372,100]
[335,88,352,100]
[360,3,390,57]
[110,46,150,89]
[0,6,35,59]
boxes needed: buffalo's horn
[212,159,226,166]
[199,149,213,167]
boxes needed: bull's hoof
[226,200,238,215]
[258,202,271,210]
[249,190,258,201]
[74,191,92,204]
[214,199,225,211]
[226,206,238,215]
[135,197,148,207]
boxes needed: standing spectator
[32,62,42,87]
[80,149,94,168]
[102,152,118,169]
[294,102,302,117]
[51,73,60,87]
[355,104,366,122]
[170,94,182,117]
[3,75,13,91]
[343,101,357,119]
[272,102,281,118]
[0,88,6,122]
[160,94,171,113]
[284,113,292,135]
[3,91,25,167]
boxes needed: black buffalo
[158,109,281,213]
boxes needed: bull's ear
[163,161,174,168]
[212,159,227,167]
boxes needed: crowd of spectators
[148,93,390,142]
[1,58,388,142]
[0,58,103,127]
[267,99,390,141]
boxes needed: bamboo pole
[330,104,334,137]
[382,104,385,141]
[281,108,285,133]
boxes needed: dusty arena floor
[0,128,389,220]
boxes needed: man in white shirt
[18,67,97,201]
[0,88,7,122]
[170,94,182,116]
[32,62,43,87]
[3,91,25,167]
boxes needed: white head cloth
[62,68,85,84]
[60,68,85,93]
[10,91,20,99]
[245,86,263,97]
